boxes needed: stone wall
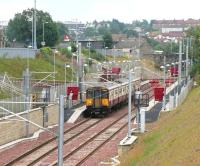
[0,104,58,146]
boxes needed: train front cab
[84,87,110,117]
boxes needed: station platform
[66,105,86,123]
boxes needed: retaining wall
[0,104,58,146]
[0,48,37,58]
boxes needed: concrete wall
[0,48,37,58]
[0,104,58,146]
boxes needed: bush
[58,48,72,58]
[40,47,53,57]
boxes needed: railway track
[6,108,135,166]
[3,85,153,166]
[5,118,100,166]
[59,113,136,166]
[36,110,135,166]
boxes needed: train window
[126,86,128,93]
[101,90,108,98]
[123,87,126,94]
[86,90,93,98]
[119,88,122,95]
[110,91,114,98]
[94,90,101,99]
[115,89,118,95]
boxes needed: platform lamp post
[82,64,88,94]
[33,0,37,49]
[128,70,132,138]
[134,89,142,131]
[64,64,70,95]
[171,62,177,108]
[27,45,32,69]
[113,45,116,63]
[53,50,59,101]
[42,22,48,47]
[160,65,166,110]
[160,62,170,111]
[105,46,108,61]
[87,40,91,73]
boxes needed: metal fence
[0,95,25,117]
[0,82,82,117]
[95,49,125,57]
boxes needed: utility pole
[163,55,166,111]
[87,40,91,73]
[128,70,132,138]
[78,43,83,103]
[58,95,64,166]
[32,11,34,47]
[75,19,79,86]
[178,40,182,84]
[186,38,189,80]
[138,31,141,59]
[24,68,30,137]
[33,0,37,49]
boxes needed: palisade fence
[95,49,125,57]
[0,83,82,117]
[0,96,25,117]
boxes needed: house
[152,19,200,33]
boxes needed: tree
[98,26,110,36]
[6,8,59,48]
[123,29,138,38]
[102,32,113,48]
[186,27,200,81]
[84,27,96,37]
[187,27,200,59]
[56,22,69,42]
[110,19,125,34]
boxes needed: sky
[0,0,200,23]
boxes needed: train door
[94,89,101,108]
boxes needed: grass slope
[0,57,71,80]
[0,56,72,99]
[121,86,200,166]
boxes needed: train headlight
[102,99,109,107]
[86,99,93,106]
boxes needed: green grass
[0,56,72,99]
[0,57,72,80]
[129,132,162,166]
[143,132,161,157]
[121,86,200,166]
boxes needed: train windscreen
[101,89,108,98]
[86,90,93,98]
[94,90,101,99]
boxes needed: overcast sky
[0,0,200,23]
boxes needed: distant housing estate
[149,19,200,43]
[63,21,86,35]
[152,19,200,33]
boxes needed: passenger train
[83,77,150,117]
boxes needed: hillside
[121,86,200,166]
[0,55,72,80]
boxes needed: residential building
[63,21,86,34]
[152,19,200,33]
